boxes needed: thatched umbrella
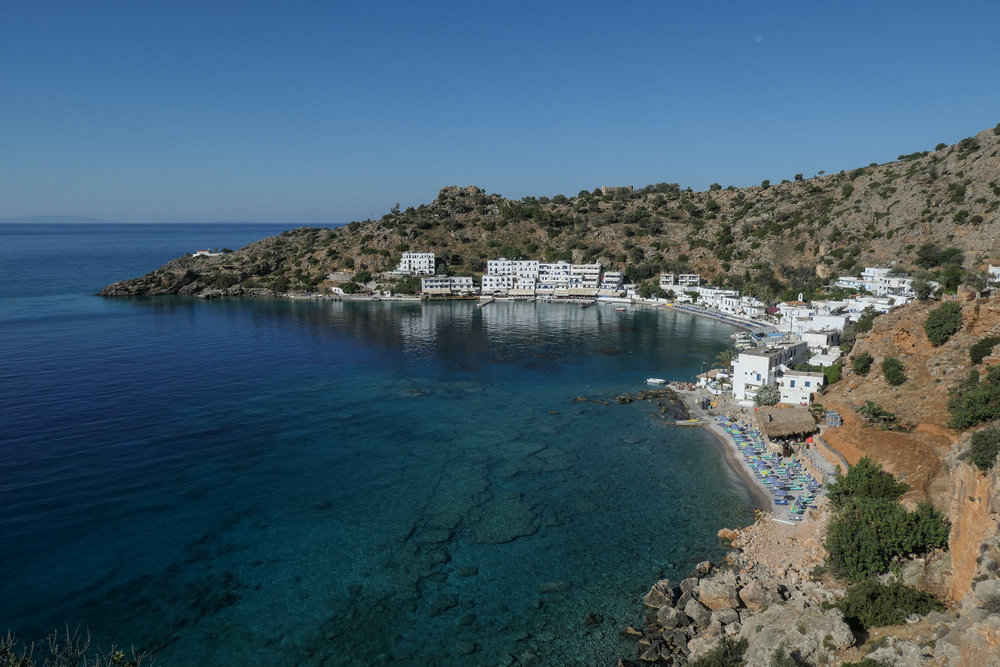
[755,406,818,439]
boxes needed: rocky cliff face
[948,460,1000,601]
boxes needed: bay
[0,224,755,665]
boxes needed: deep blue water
[0,224,755,665]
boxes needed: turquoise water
[0,224,755,665]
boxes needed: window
[789,380,796,387]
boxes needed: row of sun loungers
[717,416,822,520]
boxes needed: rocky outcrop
[735,605,854,665]
[948,459,1000,601]
[624,550,855,665]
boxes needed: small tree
[836,579,942,631]
[912,279,935,300]
[754,384,780,406]
[948,368,1000,430]
[969,425,1000,471]
[827,456,908,510]
[881,357,906,386]
[924,301,963,346]
[853,351,873,375]
[969,336,1000,365]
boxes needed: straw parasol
[755,406,818,439]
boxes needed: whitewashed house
[731,339,809,401]
[421,275,477,295]
[393,252,436,275]
[775,366,825,406]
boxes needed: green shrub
[823,361,842,385]
[836,579,943,631]
[856,401,908,431]
[903,501,951,553]
[769,644,812,666]
[825,499,911,580]
[947,367,1000,430]
[969,336,1000,365]
[853,351,873,375]
[969,424,1000,471]
[754,384,781,406]
[827,457,908,510]
[213,273,239,289]
[924,301,963,346]
[825,459,949,581]
[881,357,906,386]
[690,637,748,666]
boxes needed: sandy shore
[672,387,778,514]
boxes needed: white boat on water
[646,378,666,385]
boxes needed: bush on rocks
[834,579,943,631]
[881,356,906,386]
[852,351,873,375]
[688,637,748,667]
[825,458,949,581]
[826,457,907,510]
[969,424,1000,471]
[924,300,963,346]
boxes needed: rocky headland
[99,125,1000,301]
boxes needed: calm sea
[0,224,755,665]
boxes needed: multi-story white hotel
[536,262,573,292]
[659,273,701,291]
[421,275,476,295]
[730,338,809,401]
[393,252,436,275]
[481,257,611,297]
[485,258,539,278]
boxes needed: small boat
[615,307,626,312]
[646,378,666,384]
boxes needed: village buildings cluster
[369,251,953,408]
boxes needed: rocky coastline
[616,388,1000,666]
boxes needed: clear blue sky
[2,1,998,223]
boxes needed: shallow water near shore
[0,224,757,665]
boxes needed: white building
[989,265,1000,286]
[421,275,477,295]
[486,258,539,278]
[834,275,866,291]
[740,296,767,318]
[481,274,514,294]
[695,286,740,310]
[537,262,572,293]
[659,273,676,289]
[569,263,601,291]
[775,366,825,406]
[835,266,928,299]
[731,339,809,401]
[800,329,840,352]
[600,271,624,290]
[678,273,701,287]
[394,252,436,275]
